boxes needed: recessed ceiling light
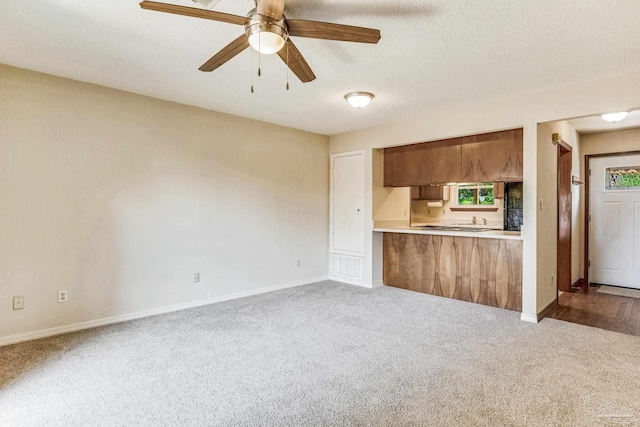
[601,112,629,123]
[345,92,374,109]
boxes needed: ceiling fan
[140,0,381,83]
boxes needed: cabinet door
[429,138,462,184]
[410,186,422,200]
[403,144,428,186]
[384,146,405,187]
[420,186,443,200]
[461,129,523,182]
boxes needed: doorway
[587,153,640,289]
[557,143,573,293]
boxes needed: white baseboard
[520,313,539,324]
[0,275,329,348]
[329,275,376,288]
[371,280,384,288]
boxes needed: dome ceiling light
[601,112,629,123]
[345,92,375,109]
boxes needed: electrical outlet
[58,290,68,303]
[13,296,24,310]
[550,274,555,287]
[296,259,301,268]
[194,273,200,283]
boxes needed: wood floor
[546,286,640,336]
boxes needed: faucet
[472,216,477,225]
[481,218,487,226]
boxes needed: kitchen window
[451,182,498,211]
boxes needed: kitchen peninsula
[376,128,523,312]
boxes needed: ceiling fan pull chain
[258,29,262,77]
[286,42,290,90]
[250,50,255,93]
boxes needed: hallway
[546,286,640,336]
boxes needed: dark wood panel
[410,186,421,200]
[403,144,431,186]
[461,129,523,182]
[410,186,444,200]
[557,145,572,292]
[383,233,522,311]
[383,146,405,187]
[429,138,462,184]
[420,186,443,200]
[384,129,522,188]
[494,182,505,199]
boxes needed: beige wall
[536,120,581,312]
[0,65,330,339]
[579,128,640,283]
[330,69,640,321]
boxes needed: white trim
[371,280,384,288]
[0,275,329,348]
[520,313,538,323]
[329,275,375,288]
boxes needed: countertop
[373,225,522,240]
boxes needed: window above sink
[450,183,499,212]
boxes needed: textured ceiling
[2,0,640,135]
[569,110,640,134]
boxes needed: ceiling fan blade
[257,0,286,20]
[286,19,381,44]
[140,1,249,26]
[199,35,250,72]
[277,39,316,83]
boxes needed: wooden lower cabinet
[383,233,522,312]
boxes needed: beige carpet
[1,281,640,426]
[596,285,640,299]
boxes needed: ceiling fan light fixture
[245,11,288,55]
[248,31,285,54]
[345,92,374,109]
[601,112,629,123]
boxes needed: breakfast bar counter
[377,229,523,312]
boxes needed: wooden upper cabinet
[461,129,523,182]
[384,128,522,188]
[394,137,462,186]
[429,138,462,184]
[403,144,432,186]
[410,186,443,200]
[383,146,405,187]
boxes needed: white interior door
[590,155,640,289]
[331,152,365,255]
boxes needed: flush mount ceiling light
[245,10,288,55]
[345,92,375,109]
[601,112,629,123]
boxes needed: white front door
[589,155,640,289]
[331,152,365,255]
